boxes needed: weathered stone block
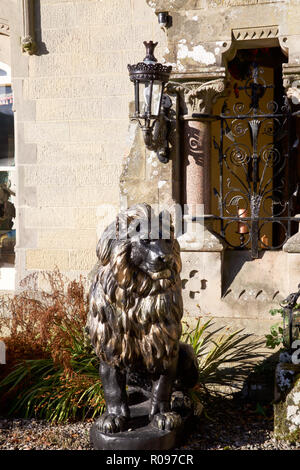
[41,28,90,55]
[69,249,97,271]
[89,23,153,52]
[29,54,107,77]
[69,119,128,143]
[180,251,223,316]
[26,249,70,271]
[36,98,102,121]
[24,77,73,100]
[74,0,134,27]
[24,75,131,101]
[40,2,77,29]
[74,208,98,230]
[274,374,300,442]
[36,186,119,208]
[24,165,76,187]
[36,143,105,165]
[101,96,129,120]
[25,162,119,188]
[24,121,69,144]
[16,142,37,164]
[25,207,75,229]
[38,229,97,250]
[36,186,77,208]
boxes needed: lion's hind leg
[151,411,182,431]
[96,361,130,434]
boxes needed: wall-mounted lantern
[127,41,172,163]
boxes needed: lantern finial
[143,41,158,63]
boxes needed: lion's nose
[159,254,172,263]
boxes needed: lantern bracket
[131,94,172,163]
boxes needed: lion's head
[96,203,182,298]
[87,203,183,373]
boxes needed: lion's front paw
[95,413,127,434]
[151,412,182,431]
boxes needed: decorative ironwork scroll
[203,61,300,258]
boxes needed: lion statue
[86,203,198,434]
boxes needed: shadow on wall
[222,249,267,297]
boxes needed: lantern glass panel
[143,82,163,117]
[136,82,147,116]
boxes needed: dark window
[211,48,299,258]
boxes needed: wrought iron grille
[199,61,300,258]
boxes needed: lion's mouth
[148,269,172,281]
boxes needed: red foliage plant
[0,269,90,375]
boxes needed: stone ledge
[179,227,224,252]
[283,233,300,253]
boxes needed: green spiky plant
[0,270,105,422]
[181,318,264,403]
[0,340,104,422]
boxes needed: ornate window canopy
[0,19,9,37]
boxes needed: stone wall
[1,0,300,337]
[128,0,300,335]
[11,0,167,284]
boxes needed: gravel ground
[0,396,299,450]
[177,396,300,450]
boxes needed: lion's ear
[96,219,119,265]
[96,234,114,265]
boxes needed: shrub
[265,305,300,350]
[265,307,286,349]
[0,270,264,422]
[0,269,105,422]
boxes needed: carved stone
[232,25,279,42]
[21,0,36,55]
[0,19,9,36]
[167,77,226,119]
[283,64,300,105]
[178,220,225,252]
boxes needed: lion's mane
[86,204,183,374]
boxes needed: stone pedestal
[90,389,194,451]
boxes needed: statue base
[90,389,193,451]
